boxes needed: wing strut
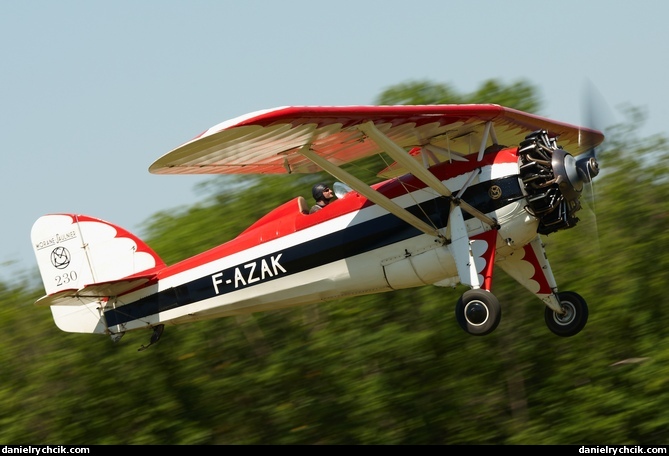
[297,146,444,240]
[357,122,498,228]
[477,121,493,161]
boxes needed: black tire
[544,291,589,337]
[455,289,501,336]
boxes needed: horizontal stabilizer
[34,275,156,307]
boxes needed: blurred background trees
[2,79,668,444]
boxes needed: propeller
[576,79,606,189]
[573,80,612,253]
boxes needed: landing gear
[544,291,588,337]
[109,332,125,343]
[138,324,165,351]
[455,289,501,336]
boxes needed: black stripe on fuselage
[104,176,524,326]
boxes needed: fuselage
[104,147,538,333]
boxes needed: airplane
[30,104,603,350]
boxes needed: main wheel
[544,291,589,337]
[455,289,501,336]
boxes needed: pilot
[309,182,335,214]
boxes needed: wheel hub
[465,301,489,325]
[554,303,576,325]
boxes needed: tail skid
[31,214,166,334]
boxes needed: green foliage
[375,78,542,113]
[2,81,668,444]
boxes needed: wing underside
[149,105,604,177]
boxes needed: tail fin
[31,214,166,333]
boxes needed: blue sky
[2,1,667,283]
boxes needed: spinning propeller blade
[575,80,613,253]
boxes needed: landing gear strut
[455,289,501,336]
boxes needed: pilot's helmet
[312,182,329,201]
